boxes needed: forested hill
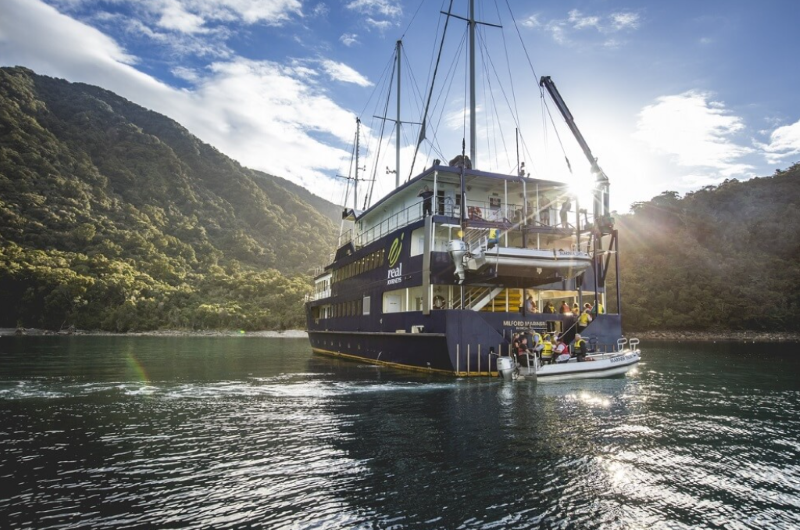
[615,163,800,332]
[0,66,340,331]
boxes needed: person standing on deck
[560,197,572,228]
[544,301,556,332]
[592,300,604,315]
[541,334,554,364]
[577,309,592,333]
[525,295,536,314]
[574,334,592,362]
[418,185,433,216]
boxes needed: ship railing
[356,202,424,249]
[463,200,523,223]
[451,285,497,310]
[338,228,353,248]
[309,289,331,301]
[455,341,522,376]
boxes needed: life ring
[433,295,446,310]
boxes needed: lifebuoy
[433,295,446,309]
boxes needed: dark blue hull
[308,310,623,376]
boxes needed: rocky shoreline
[629,330,800,342]
[0,328,309,338]
[3,328,799,343]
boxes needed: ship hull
[308,310,624,377]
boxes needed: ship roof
[354,164,568,222]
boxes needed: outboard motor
[497,356,516,381]
[448,239,467,283]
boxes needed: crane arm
[539,75,612,232]
[539,76,608,184]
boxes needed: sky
[1,0,800,214]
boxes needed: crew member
[541,334,554,364]
[418,185,433,216]
[577,308,592,332]
[574,333,591,362]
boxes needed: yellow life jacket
[578,311,591,325]
[575,338,586,352]
[542,339,553,358]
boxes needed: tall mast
[395,40,402,189]
[469,0,476,168]
[354,117,360,211]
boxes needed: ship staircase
[481,289,524,313]
[448,286,526,313]
[450,286,503,311]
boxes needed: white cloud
[204,0,303,25]
[521,15,541,28]
[171,65,200,82]
[0,0,365,203]
[157,0,302,26]
[757,119,800,163]
[530,9,641,46]
[634,91,754,177]
[365,18,393,31]
[310,2,329,18]
[156,0,208,33]
[610,12,639,31]
[320,59,372,87]
[345,0,401,18]
[339,33,359,47]
[568,9,600,30]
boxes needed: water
[1,336,798,529]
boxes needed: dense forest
[613,162,800,332]
[0,67,339,331]
[2,67,799,333]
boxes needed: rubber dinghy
[512,339,641,382]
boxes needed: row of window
[332,248,385,284]
[323,295,371,319]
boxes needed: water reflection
[0,337,799,528]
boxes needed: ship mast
[395,40,401,189]
[354,117,360,211]
[469,0,476,168]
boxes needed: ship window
[410,227,424,257]
[363,295,371,315]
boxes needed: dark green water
[1,336,798,529]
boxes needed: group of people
[524,297,603,317]
[511,329,594,365]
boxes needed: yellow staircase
[481,288,523,313]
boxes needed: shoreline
[0,328,309,338]
[629,330,800,342]
[3,328,800,342]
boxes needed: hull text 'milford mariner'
[304,1,640,378]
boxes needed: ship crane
[539,75,612,234]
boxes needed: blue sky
[2,0,799,213]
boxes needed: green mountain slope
[0,66,340,331]
[613,164,800,332]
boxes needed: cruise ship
[304,1,637,377]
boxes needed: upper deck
[337,164,595,256]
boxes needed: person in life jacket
[592,300,604,315]
[574,334,592,362]
[530,330,544,357]
[577,308,592,332]
[487,228,500,249]
[541,334,554,364]
[554,336,570,363]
